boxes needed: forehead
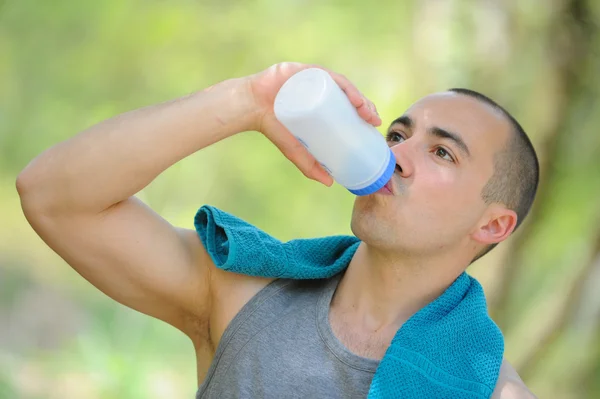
[399,92,511,159]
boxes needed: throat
[328,306,396,360]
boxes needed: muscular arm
[16,77,259,337]
[16,63,378,352]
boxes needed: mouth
[375,165,401,196]
[376,179,395,195]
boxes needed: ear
[471,206,518,245]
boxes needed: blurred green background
[1,0,599,398]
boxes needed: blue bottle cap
[348,148,396,196]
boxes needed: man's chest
[196,310,377,398]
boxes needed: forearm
[17,77,256,214]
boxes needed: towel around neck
[194,205,504,398]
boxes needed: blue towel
[195,205,504,398]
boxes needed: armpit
[493,378,538,399]
[491,359,537,399]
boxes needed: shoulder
[207,261,275,346]
[179,227,275,346]
[491,359,537,399]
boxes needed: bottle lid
[348,148,396,196]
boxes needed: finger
[265,118,334,186]
[355,100,369,120]
[362,99,381,125]
[366,100,382,126]
[311,66,363,107]
[364,100,382,126]
[314,66,381,126]
[329,73,364,108]
[354,98,381,127]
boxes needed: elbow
[17,160,86,218]
[16,163,53,216]
[16,168,33,199]
[16,171,58,239]
[16,163,36,203]
[16,168,40,216]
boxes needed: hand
[246,62,381,186]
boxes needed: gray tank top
[196,274,379,398]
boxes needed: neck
[332,242,465,332]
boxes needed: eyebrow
[429,127,471,158]
[388,115,471,159]
[389,115,413,129]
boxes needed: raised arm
[15,76,260,335]
[16,62,380,343]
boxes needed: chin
[352,194,398,222]
[350,200,397,248]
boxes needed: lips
[375,164,401,196]
[376,180,394,195]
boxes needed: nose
[390,142,414,178]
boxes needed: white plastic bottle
[273,68,396,195]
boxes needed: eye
[386,131,405,144]
[434,147,455,162]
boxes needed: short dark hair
[448,88,540,262]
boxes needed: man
[17,62,538,398]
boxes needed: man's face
[351,92,512,256]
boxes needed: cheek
[413,167,480,218]
[416,166,456,202]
